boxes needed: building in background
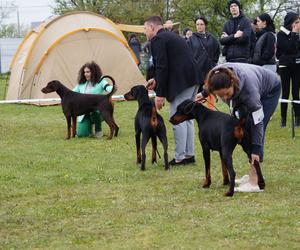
[0,38,23,73]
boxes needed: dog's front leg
[202,146,211,188]
[65,115,71,139]
[71,116,77,138]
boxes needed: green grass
[0,78,299,249]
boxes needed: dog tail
[151,106,158,130]
[100,75,117,98]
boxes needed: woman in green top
[73,61,113,138]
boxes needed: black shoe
[169,158,186,166]
[184,156,195,164]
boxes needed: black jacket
[252,29,276,65]
[151,29,201,102]
[276,26,300,67]
[219,12,252,62]
[187,32,220,81]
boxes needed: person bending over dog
[195,63,281,192]
[73,61,113,138]
[144,16,201,166]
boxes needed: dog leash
[203,98,220,111]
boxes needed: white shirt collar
[280,26,291,35]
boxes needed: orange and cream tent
[6,11,146,104]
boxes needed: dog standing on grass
[170,99,265,196]
[41,75,119,140]
[124,85,169,171]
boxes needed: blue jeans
[259,82,281,160]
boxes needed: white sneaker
[235,175,249,185]
[95,131,103,138]
[234,182,263,193]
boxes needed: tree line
[1,0,299,38]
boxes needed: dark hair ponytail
[206,67,239,93]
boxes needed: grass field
[0,78,299,249]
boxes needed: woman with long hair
[187,16,220,91]
[252,13,277,72]
[73,61,113,138]
[195,63,281,192]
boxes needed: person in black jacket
[220,0,252,63]
[276,12,300,127]
[187,16,220,90]
[144,16,201,165]
[128,33,142,66]
[252,13,276,72]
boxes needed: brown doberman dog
[170,99,265,196]
[41,75,119,140]
[124,85,169,171]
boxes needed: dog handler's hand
[155,96,165,110]
[251,154,260,165]
[146,78,156,90]
[195,93,207,104]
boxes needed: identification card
[252,108,264,125]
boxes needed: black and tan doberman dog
[41,75,119,140]
[170,99,265,196]
[124,85,169,171]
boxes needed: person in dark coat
[128,33,142,66]
[187,16,220,90]
[219,0,252,63]
[182,27,193,40]
[252,13,276,72]
[144,16,201,165]
[276,12,300,127]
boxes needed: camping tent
[6,11,146,103]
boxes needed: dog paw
[258,181,265,190]
[202,178,211,188]
[224,191,234,197]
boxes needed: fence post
[292,103,295,138]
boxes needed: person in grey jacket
[195,63,281,192]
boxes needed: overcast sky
[4,0,56,26]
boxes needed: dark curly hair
[77,61,103,86]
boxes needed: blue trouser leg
[259,83,281,160]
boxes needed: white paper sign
[252,108,264,125]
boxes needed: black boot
[281,117,286,128]
[295,117,300,127]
